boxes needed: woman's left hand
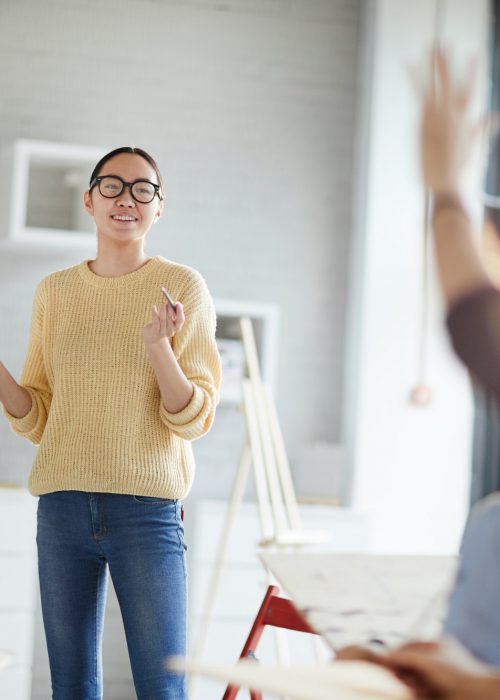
[143,298,185,347]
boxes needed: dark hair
[89,146,164,198]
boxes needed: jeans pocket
[132,495,177,505]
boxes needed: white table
[260,551,457,649]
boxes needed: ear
[83,190,94,216]
[154,199,164,223]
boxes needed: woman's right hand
[0,362,32,418]
[384,643,498,699]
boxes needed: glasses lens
[98,176,123,198]
[131,180,156,203]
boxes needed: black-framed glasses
[89,175,163,204]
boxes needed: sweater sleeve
[446,284,500,403]
[158,272,222,440]
[2,280,52,444]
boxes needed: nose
[116,184,136,207]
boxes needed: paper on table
[260,552,456,648]
[167,657,412,700]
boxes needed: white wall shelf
[0,139,107,249]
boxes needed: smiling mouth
[111,215,137,222]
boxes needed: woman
[0,146,222,699]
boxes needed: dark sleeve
[442,493,500,665]
[446,285,500,402]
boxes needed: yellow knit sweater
[3,256,222,498]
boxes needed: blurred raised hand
[412,49,490,196]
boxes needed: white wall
[346,0,490,555]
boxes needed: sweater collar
[77,256,162,288]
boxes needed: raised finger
[455,55,478,109]
[434,47,451,99]
[152,305,161,332]
[166,301,176,324]
[174,303,184,327]
[162,303,172,330]
[410,52,436,102]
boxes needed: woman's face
[83,153,163,243]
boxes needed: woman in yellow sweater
[0,146,222,700]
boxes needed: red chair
[222,584,320,700]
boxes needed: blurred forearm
[432,195,492,308]
[0,362,32,418]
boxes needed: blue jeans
[36,491,188,700]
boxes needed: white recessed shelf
[0,139,107,250]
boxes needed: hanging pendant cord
[416,0,444,396]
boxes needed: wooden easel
[190,317,330,698]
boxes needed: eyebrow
[99,174,159,185]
